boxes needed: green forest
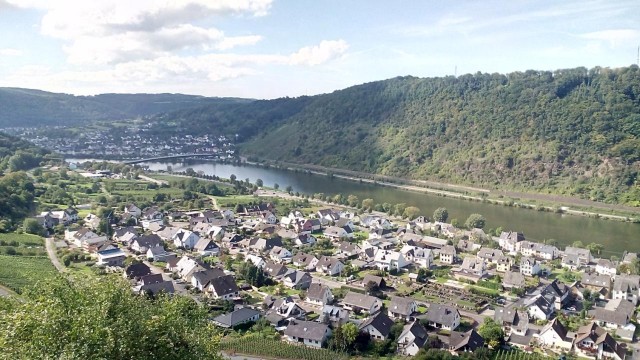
[165,65,640,206]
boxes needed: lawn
[0,255,57,293]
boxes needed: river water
[122,159,638,256]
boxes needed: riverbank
[244,159,639,223]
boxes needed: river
[119,159,637,256]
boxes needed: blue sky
[0,0,638,98]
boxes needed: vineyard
[0,233,46,257]
[0,255,57,293]
[220,335,348,360]
[492,349,549,360]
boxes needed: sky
[0,0,638,99]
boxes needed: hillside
[167,66,640,206]
[0,88,252,127]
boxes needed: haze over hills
[162,65,640,206]
[0,88,252,127]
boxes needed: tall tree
[433,207,449,222]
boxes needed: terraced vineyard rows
[220,335,347,360]
[493,349,549,360]
[0,255,57,293]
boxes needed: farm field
[0,255,57,293]
[220,335,347,360]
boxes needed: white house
[401,245,433,269]
[398,321,429,356]
[246,254,266,268]
[269,246,293,264]
[305,283,333,306]
[520,257,541,276]
[316,256,345,276]
[173,229,200,250]
[439,245,457,265]
[595,259,617,277]
[124,204,142,217]
[283,320,331,348]
[536,318,572,353]
[373,250,408,271]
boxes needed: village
[32,164,637,360]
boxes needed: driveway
[45,237,65,273]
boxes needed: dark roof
[114,226,139,237]
[134,234,162,248]
[400,321,429,348]
[449,329,484,351]
[389,296,416,316]
[284,320,329,342]
[359,311,394,337]
[541,318,567,340]
[140,280,174,295]
[208,275,239,296]
[576,322,627,359]
[264,262,289,277]
[362,274,385,287]
[125,263,151,278]
[193,268,225,285]
[139,273,163,286]
[213,307,261,328]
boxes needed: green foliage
[0,254,56,293]
[0,276,222,359]
[22,218,44,236]
[433,207,449,222]
[465,213,486,229]
[403,206,421,220]
[0,171,37,230]
[179,66,640,206]
[478,317,504,348]
[220,334,347,360]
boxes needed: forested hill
[168,66,640,206]
[0,88,252,127]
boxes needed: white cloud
[0,48,22,56]
[579,29,640,47]
[289,40,349,66]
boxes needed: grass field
[0,255,57,293]
[0,233,47,257]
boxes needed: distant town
[20,161,635,360]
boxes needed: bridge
[122,153,218,165]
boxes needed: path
[138,174,168,186]
[45,237,65,273]
[0,284,13,297]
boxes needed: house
[212,307,261,328]
[387,296,417,322]
[205,225,225,241]
[246,254,266,268]
[502,271,525,290]
[526,295,555,320]
[264,262,289,278]
[124,204,142,217]
[562,253,583,270]
[519,257,541,276]
[612,275,640,304]
[337,241,361,258]
[291,253,319,271]
[536,318,572,352]
[96,248,125,266]
[592,298,636,339]
[477,248,504,264]
[453,256,487,283]
[174,256,209,281]
[284,320,331,348]
[494,307,529,337]
[448,329,484,353]
[124,263,151,280]
[316,256,345,276]
[596,259,617,277]
[265,296,306,321]
[282,270,312,289]
[534,243,559,260]
[131,234,162,253]
[220,233,243,248]
[193,238,220,256]
[320,305,349,327]
[398,321,429,356]
[374,250,408,271]
[306,283,333,306]
[137,279,175,296]
[499,231,525,253]
[401,246,433,269]
[342,291,383,314]
[191,268,225,291]
[424,304,461,330]
[496,256,512,272]
[156,226,181,242]
[142,207,163,221]
[260,211,277,224]
[574,322,627,360]
[247,237,283,252]
[146,246,174,262]
[173,229,200,250]
[65,228,107,249]
[541,280,571,310]
[564,246,592,264]
[457,239,481,253]
[294,234,316,247]
[359,311,394,341]
[112,227,139,244]
[269,246,293,264]
[580,273,612,298]
[207,275,240,299]
[323,226,352,240]
[83,213,101,230]
[439,245,456,264]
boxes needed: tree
[23,219,43,235]
[364,280,380,296]
[347,195,359,207]
[285,185,293,194]
[273,183,279,190]
[403,206,421,220]
[361,198,375,212]
[255,178,263,187]
[464,213,486,229]
[341,322,359,348]
[433,207,448,222]
[0,276,221,359]
[393,203,406,216]
[587,242,604,256]
[572,240,584,248]
[477,317,504,348]
[229,174,236,182]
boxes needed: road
[45,237,65,273]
